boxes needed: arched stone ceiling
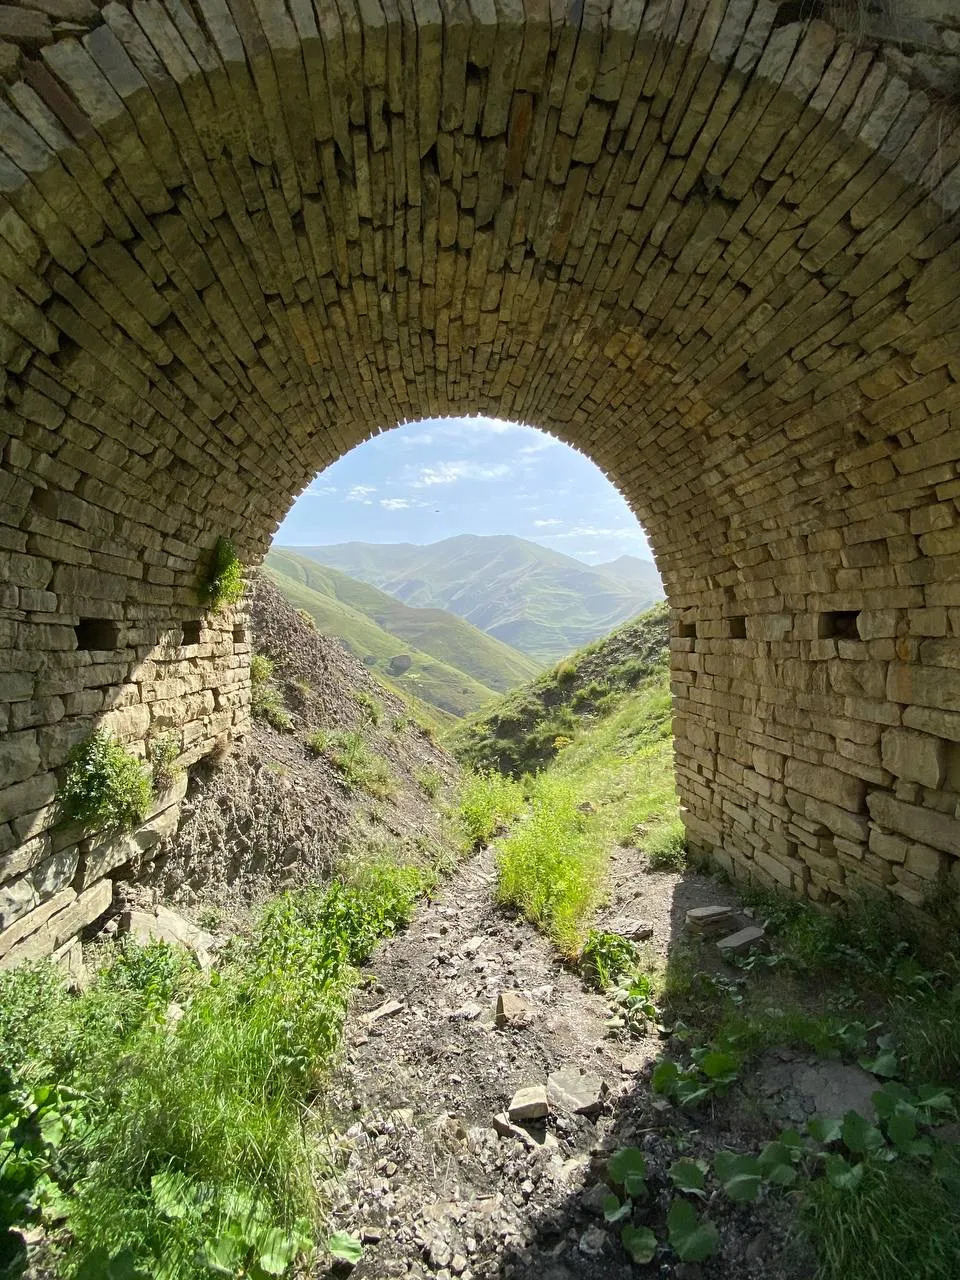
[2,0,960,962]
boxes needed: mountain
[264,549,541,720]
[266,548,541,691]
[594,555,664,599]
[279,535,664,663]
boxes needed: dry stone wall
[1,0,960,964]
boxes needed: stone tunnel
[2,0,960,967]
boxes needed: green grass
[450,603,669,776]
[307,729,395,799]
[496,774,607,957]
[250,654,293,732]
[458,771,525,846]
[804,1154,960,1280]
[0,862,430,1278]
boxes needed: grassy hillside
[262,564,500,721]
[284,535,664,662]
[266,548,541,692]
[449,602,670,777]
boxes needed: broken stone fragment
[605,917,654,940]
[507,1085,549,1122]
[495,990,532,1026]
[717,925,766,957]
[685,905,737,934]
[364,998,404,1024]
[492,1111,558,1149]
[547,1065,607,1115]
[123,905,216,969]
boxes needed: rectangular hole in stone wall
[679,621,697,639]
[820,610,860,640]
[181,620,202,646]
[75,618,120,650]
[727,616,747,639]
[233,625,246,643]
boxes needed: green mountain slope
[266,548,541,692]
[449,602,670,776]
[282,535,664,662]
[262,563,502,721]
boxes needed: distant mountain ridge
[264,548,541,721]
[278,535,664,662]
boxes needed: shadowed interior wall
[2,0,960,967]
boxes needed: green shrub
[250,653,274,684]
[199,537,245,611]
[295,609,317,630]
[496,774,605,956]
[148,734,180,794]
[59,732,152,833]
[645,818,687,871]
[581,930,639,990]
[416,770,443,799]
[310,731,394,798]
[305,730,329,757]
[352,690,382,726]
[459,771,525,846]
[251,682,292,732]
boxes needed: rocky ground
[320,841,819,1280]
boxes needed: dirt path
[321,846,743,1280]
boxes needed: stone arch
[2,0,960,962]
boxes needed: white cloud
[346,484,376,504]
[539,524,646,540]
[379,497,427,510]
[533,518,562,528]
[518,436,556,456]
[304,484,337,496]
[414,461,511,487]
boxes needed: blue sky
[275,417,654,566]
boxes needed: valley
[280,536,664,664]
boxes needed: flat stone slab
[507,1085,549,1122]
[686,905,737,934]
[547,1065,606,1115]
[757,1052,879,1124]
[605,917,654,940]
[717,925,765,957]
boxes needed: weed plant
[148,734,180,794]
[250,654,293,732]
[200,537,245,612]
[0,861,428,1277]
[308,730,394,799]
[645,817,686,871]
[59,732,152,833]
[458,771,524,846]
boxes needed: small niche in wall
[75,618,120,650]
[727,616,747,639]
[233,625,246,643]
[820,610,860,641]
[679,621,697,639]
[181,620,202,646]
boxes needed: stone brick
[881,728,946,788]
[867,792,960,857]
[784,759,866,812]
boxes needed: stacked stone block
[1,0,959,963]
